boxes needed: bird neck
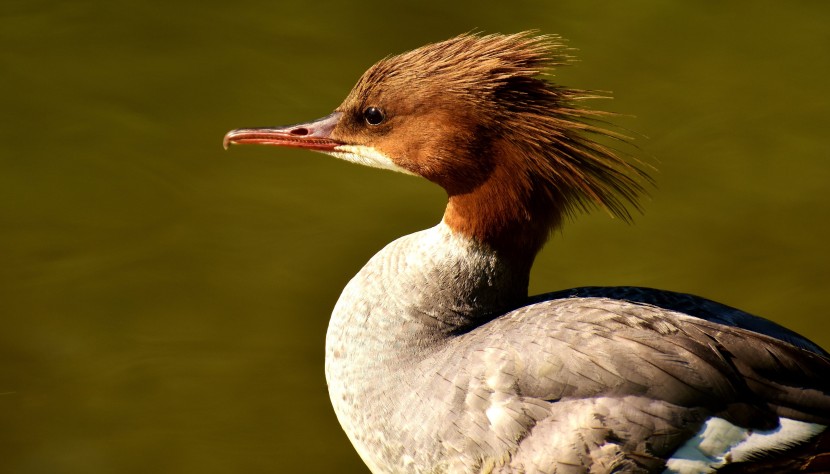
[442,142,563,274]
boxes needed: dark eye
[363,106,385,126]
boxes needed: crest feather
[353,32,650,223]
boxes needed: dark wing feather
[532,286,827,356]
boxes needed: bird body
[225,33,830,473]
[325,222,829,473]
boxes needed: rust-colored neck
[442,142,563,274]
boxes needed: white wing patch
[328,145,416,175]
[729,418,826,462]
[664,416,826,473]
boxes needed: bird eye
[363,106,385,126]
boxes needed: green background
[2,1,828,473]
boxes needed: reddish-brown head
[225,32,649,265]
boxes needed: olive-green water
[2,1,828,473]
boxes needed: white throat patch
[327,145,416,176]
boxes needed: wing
[532,286,827,356]
[426,297,830,473]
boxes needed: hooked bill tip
[222,130,238,150]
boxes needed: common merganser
[224,33,830,473]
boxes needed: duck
[224,32,830,474]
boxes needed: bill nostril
[291,128,309,136]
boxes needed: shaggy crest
[346,32,650,224]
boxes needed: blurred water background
[1,1,828,473]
